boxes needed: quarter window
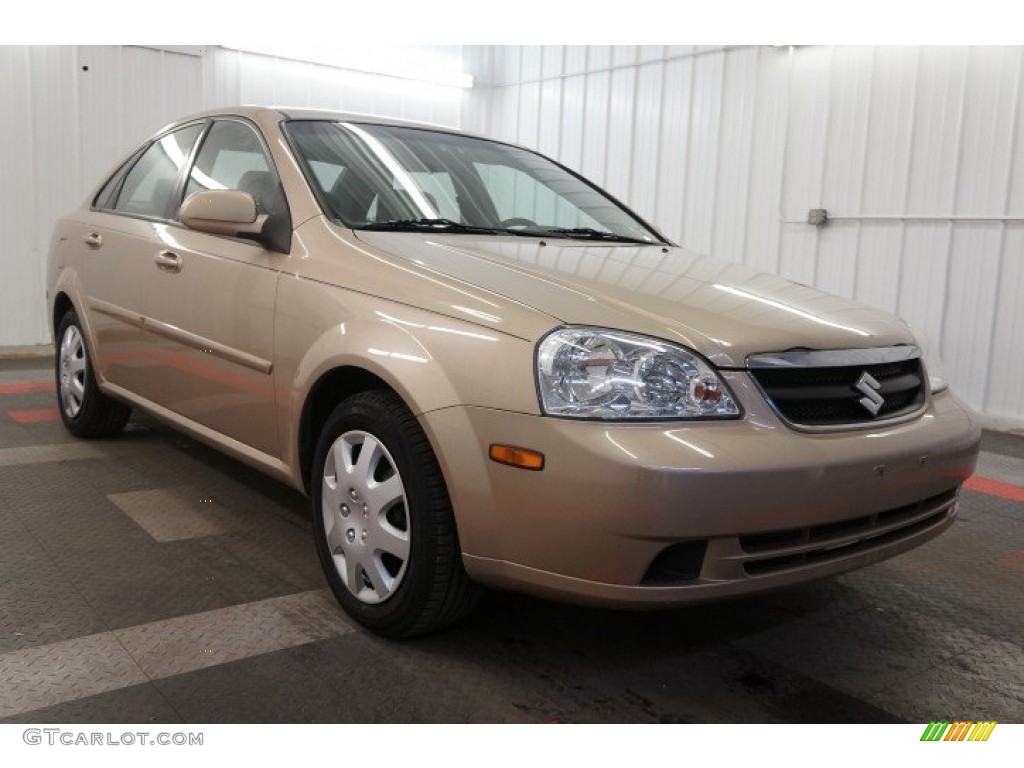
[114,125,203,219]
[93,147,145,210]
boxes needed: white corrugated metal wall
[481,45,1024,429]
[0,45,486,350]
[2,45,1022,427]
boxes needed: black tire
[55,309,132,438]
[311,390,481,638]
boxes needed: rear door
[70,123,205,392]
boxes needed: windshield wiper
[357,219,657,244]
[536,227,655,245]
[357,218,505,235]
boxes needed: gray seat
[237,170,284,216]
[326,168,376,222]
[145,177,175,217]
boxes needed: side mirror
[180,190,268,239]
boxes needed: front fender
[274,276,541,487]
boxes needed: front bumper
[420,372,981,607]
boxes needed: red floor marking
[999,549,1024,573]
[0,380,53,395]
[964,474,1024,503]
[7,408,59,424]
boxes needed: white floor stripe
[108,487,232,542]
[0,590,354,719]
[0,634,147,719]
[0,444,104,467]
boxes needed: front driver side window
[184,120,287,220]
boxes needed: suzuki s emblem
[855,372,885,416]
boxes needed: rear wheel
[56,309,131,438]
[312,390,480,638]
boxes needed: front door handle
[154,250,183,273]
[83,232,102,248]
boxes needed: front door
[137,119,289,458]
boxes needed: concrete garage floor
[1,360,1022,724]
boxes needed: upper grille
[748,347,927,429]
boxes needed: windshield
[284,120,666,244]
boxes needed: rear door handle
[154,250,183,273]
[83,232,102,248]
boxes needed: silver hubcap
[58,325,87,419]
[322,430,410,604]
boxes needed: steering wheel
[499,217,539,229]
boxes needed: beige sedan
[47,106,981,637]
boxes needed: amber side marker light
[489,444,545,471]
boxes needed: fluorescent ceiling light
[221,44,473,89]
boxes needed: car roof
[161,105,489,141]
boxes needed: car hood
[352,231,915,368]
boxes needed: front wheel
[311,390,481,638]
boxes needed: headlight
[904,322,948,394]
[536,327,741,419]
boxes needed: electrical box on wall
[807,208,829,226]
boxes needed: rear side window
[114,124,203,219]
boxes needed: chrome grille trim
[746,345,921,369]
[746,345,929,432]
